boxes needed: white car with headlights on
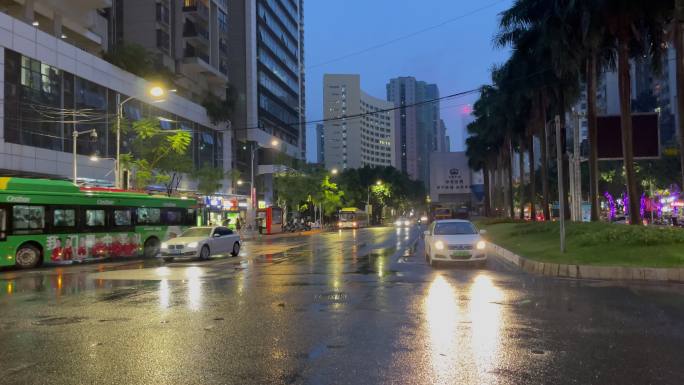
[160,226,241,262]
[423,220,487,266]
[394,216,412,227]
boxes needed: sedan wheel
[199,245,210,260]
[231,242,240,257]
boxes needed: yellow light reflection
[425,275,459,382]
[159,279,170,309]
[7,281,13,295]
[469,274,504,378]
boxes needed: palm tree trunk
[519,138,526,219]
[587,53,600,221]
[559,92,571,220]
[507,136,515,218]
[528,131,536,221]
[617,36,641,225]
[539,92,551,221]
[483,163,491,216]
[675,15,684,192]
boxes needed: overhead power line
[307,0,508,69]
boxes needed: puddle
[32,316,88,326]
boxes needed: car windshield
[180,228,211,238]
[433,222,477,235]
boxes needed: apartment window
[218,10,228,34]
[156,29,170,53]
[156,2,170,25]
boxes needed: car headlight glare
[187,242,198,249]
[434,240,444,250]
[352,221,357,227]
[160,242,168,249]
[403,220,410,226]
[395,220,401,226]
[476,240,486,250]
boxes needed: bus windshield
[339,212,355,221]
[181,228,212,238]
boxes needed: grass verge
[480,221,684,268]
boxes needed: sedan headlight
[187,242,198,249]
[434,240,445,250]
[160,242,168,250]
[476,240,486,250]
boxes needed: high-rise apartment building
[315,123,324,164]
[0,1,229,189]
[386,77,444,185]
[228,0,305,204]
[323,74,395,170]
[109,0,230,103]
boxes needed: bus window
[114,209,133,226]
[162,208,183,225]
[185,209,196,226]
[53,208,76,228]
[85,209,106,227]
[137,208,160,225]
[13,205,45,234]
[0,208,6,240]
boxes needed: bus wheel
[143,238,161,258]
[16,244,41,269]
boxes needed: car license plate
[451,251,470,258]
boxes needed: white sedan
[160,226,241,262]
[423,219,487,266]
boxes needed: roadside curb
[242,229,326,242]
[490,244,684,283]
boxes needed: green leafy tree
[102,43,176,86]
[192,165,224,196]
[320,176,344,218]
[120,118,192,194]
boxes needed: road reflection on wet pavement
[1,226,683,384]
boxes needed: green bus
[0,177,197,268]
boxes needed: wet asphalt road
[1,226,684,385]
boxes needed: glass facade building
[3,49,223,170]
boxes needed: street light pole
[555,115,566,253]
[72,128,98,184]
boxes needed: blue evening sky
[304,0,514,162]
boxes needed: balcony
[182,47,228,85]
[182,0,209,21]
[183,21,209,47]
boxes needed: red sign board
[597,113,659,160]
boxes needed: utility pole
[555,115,566,252]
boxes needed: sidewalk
[240,228,326,242]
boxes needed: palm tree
[498,2,583,220]
[604,0,671,225]
[465,133,492,216]
[674,0,684,192]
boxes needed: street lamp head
[331,168,338,175]
[149,86,165,98]
[376,180,382,186]
[271,139,279,147]
[237,180,244,185]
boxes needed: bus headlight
[403,220,410,226]
[338,222,342,227]
[476,240,486,250]
[352,221,357,227]
[434,241,445,250]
